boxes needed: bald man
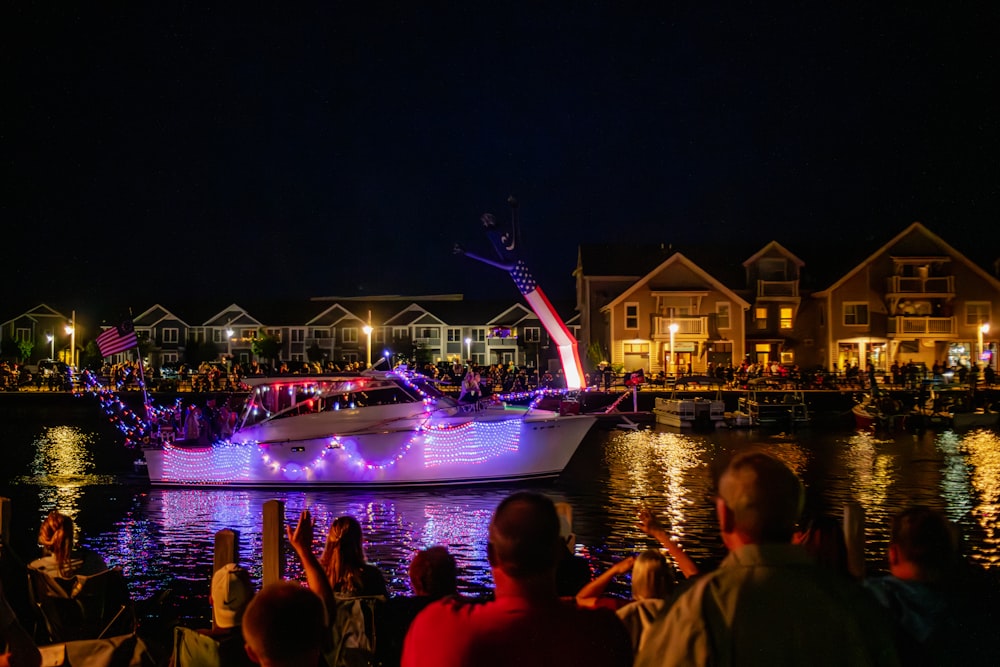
[636,451,898,667]
[402,491,632,667]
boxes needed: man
[242,582,326,667]
[635,451,897,667]
[864,506,1000,666]
[402,491,632,667]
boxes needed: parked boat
[852,393,908,432]
[142,368,597,487]
[737,378,810,428]
[653,376,726,430]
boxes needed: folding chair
[27,567,136,644]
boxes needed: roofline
[602,252,751,311]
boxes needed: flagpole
[130,308,153,434]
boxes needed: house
[741,241,806,367]
[810,222,1000,372]
[0,303,75,364]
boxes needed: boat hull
[653,397,725,429]
[143,410,597,487]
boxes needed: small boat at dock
[653,376,726,430]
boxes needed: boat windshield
[237,377,421,427]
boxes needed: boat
[737,377,810,428]
[653,376,726,429]
[852,393,908,432]
[142,368,597,487]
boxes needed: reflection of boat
[738,378,809,428]
[653,376,726,429]
[142,369,597,487]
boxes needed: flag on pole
[97,319,138,357]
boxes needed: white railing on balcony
[756,280,799,298]
[886,275,954,294]
[413,336,442,347]
[654,316,707,337]
[888,316,955,336]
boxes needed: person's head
[487,492,562,581]
[320,516,367,593]
[37,511,76,576]
[715,451,804,549]
[210,563,254,628]
[794,514,850,577]
[888,506,958,582]
[243,582,325,667]
[408,546,457,599]
[630,549,674,601]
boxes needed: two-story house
[741,242,805,367]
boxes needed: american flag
[510,260,586,390]
[97,319,138,358]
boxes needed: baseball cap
[211,563,254,628]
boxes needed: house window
[212,329,225,343]
[15,327,30,341]
[447,328,462,342]
[343,328,358,343]
[291,328,305,343]
[393,327,409,340]
[843,303,869,326]
[310,329,329,339]
[163,328,179,344]
[375,327,385,343]
[266,328,281,339]
[716,303,731,329]
[240,329,255,340]
[523,327,541,343]
[471,328,487,342]
[755,307,768,329]
[780,307,793,330]
[625,303,639,330]
[966,302,991,326]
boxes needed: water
[2,395,998,627]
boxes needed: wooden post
[843,502,866,580]
[262,500,285,586]
[0,497,11,547]
[213,529,239,573]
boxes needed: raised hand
[287,509,315,553]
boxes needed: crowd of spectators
[4,451,1000,666]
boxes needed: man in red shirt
[401,492,632,667]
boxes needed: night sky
[5,3,998,311]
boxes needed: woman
[29,511,107,579]
[319,516,388,598]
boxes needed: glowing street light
[65,310,76,368]
[979,323,991,370]
[363,324,373,368]
[46,333,54,360]
[226,325,234,360]
[465,337,471,364]
[668,322,679,376]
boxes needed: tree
[252,329,282,366]
[17,338,35,362]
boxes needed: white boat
[737,378,810,428]
[653,376,726,429]
[142,369,597,487]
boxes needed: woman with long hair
[319,516,388,598]
[30,511,107,578]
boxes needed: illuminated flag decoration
[510,260,585,390]
[97,319,138,357]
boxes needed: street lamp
[465,337,471,365]
[668,322,679,376]
[226,326,234,361]
[363,324,373,368]
[65,310,76,368]
[979,323,991,370]
[46,333,54,360]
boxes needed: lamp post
[465,337,471,365]
[668,322,678,377]
[46,333,54,360]
[979,323,990,370]
[363,324,373,368]
[65,310,76,368]
[226,325,234,362]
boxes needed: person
[636,506,700,578]
[1,581,41,667]
[381,546,459,667]
[242,581,326,667]
[793,513,852,578]
[319,516,388,598]
[553,502,591,597]
[401,491,632,667]
[205,563,255,664]
[863,506,1000,666]
[29,511,107,578]
[635,451,898,666]
[458,370,481,403]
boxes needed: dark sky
[4,3,998,310]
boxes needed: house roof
[602,252,752,311]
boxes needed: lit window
[716,303,731,329]
[755,307,768,329]
[966,303,991,326]
[780,307,793,329]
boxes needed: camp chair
[27,567,136,644]
[172,626,222,667]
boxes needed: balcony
[886,275,954,297]
[413,335,442,348]
[653,316,707,338]
[756,280,799,300]
[888,316,956,337]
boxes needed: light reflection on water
[4,416,999,626]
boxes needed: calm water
[2,395,998,626]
